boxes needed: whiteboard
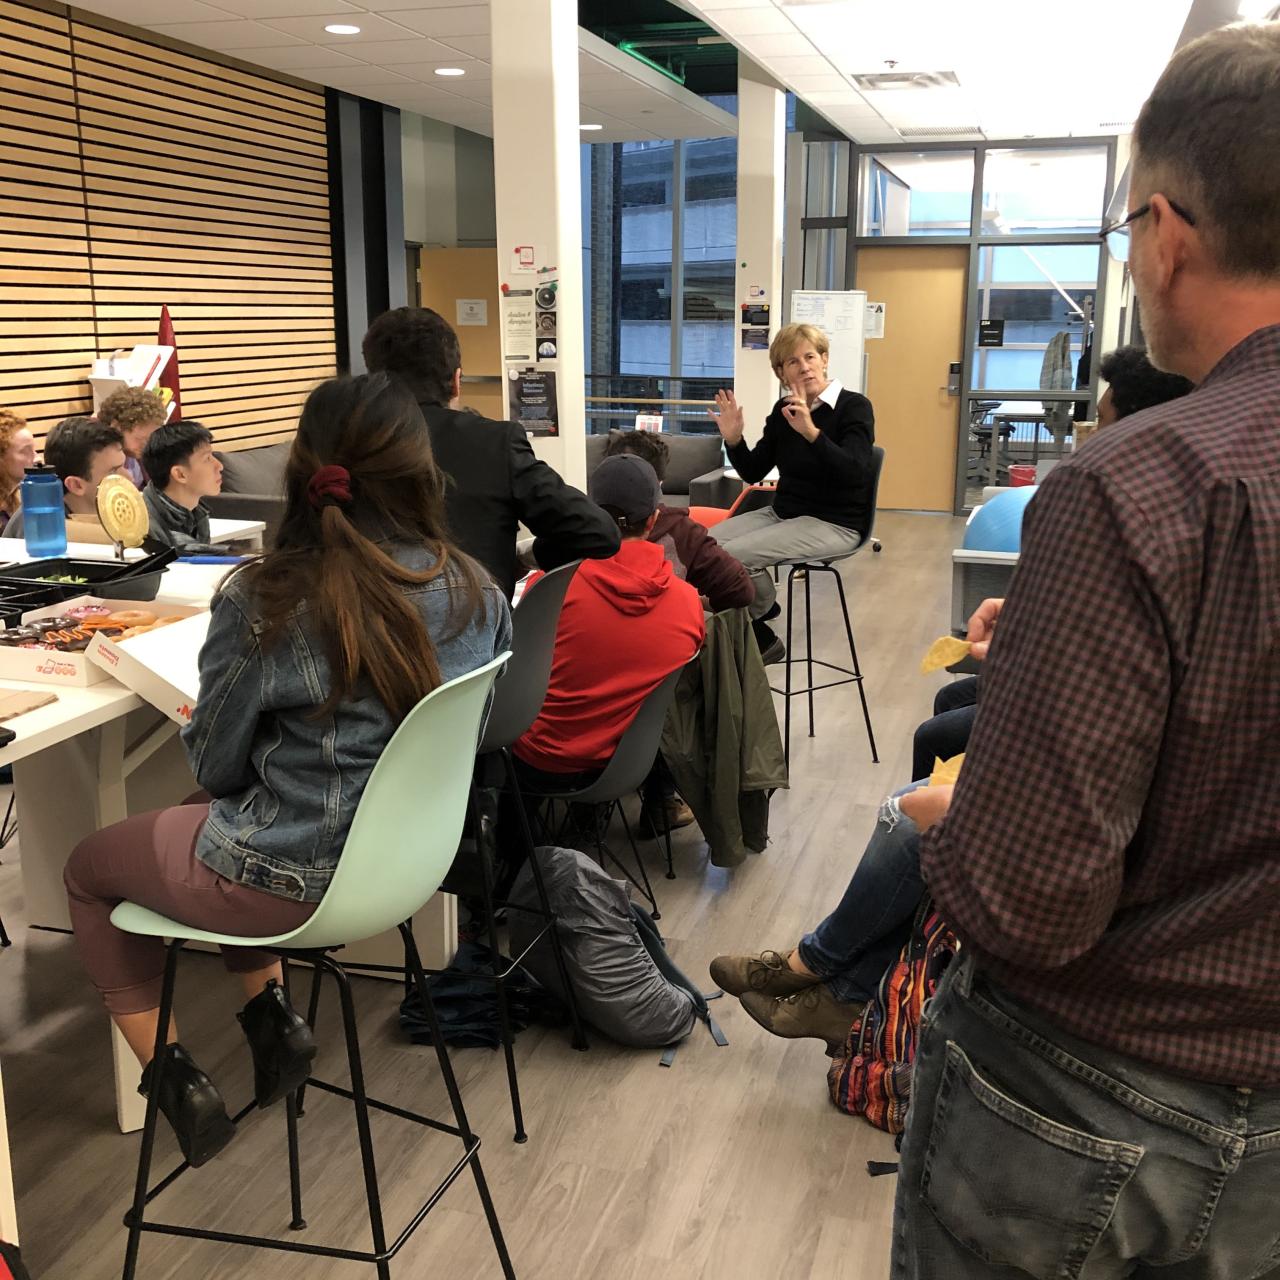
[790,290,867,394]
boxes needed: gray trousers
[893,954,1280,1280]
[712,507,862,618]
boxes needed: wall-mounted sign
[501,289,535,362]
[456,298,488,327]
[979,319,1006,348]
[864,301,886,339]
[509,366,557,436]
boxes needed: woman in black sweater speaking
[709,323,876,661]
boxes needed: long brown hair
[237,373,488,720]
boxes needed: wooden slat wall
[0,0,336,451]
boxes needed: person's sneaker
[138,1043,237,1168]
[709,949,817,998]
[739,985,864,1051]
[637,797,696,839]
[238,979,317,1109]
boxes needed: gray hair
[1133,21,1280,279]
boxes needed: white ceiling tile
[328,36,468,63]
[72,0,235,22]
[359,0,483,10]
[701,0,778,9]
[421,32,489,57]
[786,74,851,91]
[236,43,365,67]
[370,5,488,36]
[761,55,833,76]
[798,88,859,104]
[149,19,307,47]
[717,7,794,35]
[311,63,416,86]
[254,11,422,41]
[737,32,817,58]
[210,0,363,16]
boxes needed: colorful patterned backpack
[827,898,960,1134]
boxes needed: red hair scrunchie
[308,464,352,510]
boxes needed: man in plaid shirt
[893,22,1280,1279]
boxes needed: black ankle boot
[138,1043,236,1168]
[238,979,316,1109]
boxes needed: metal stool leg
[783,566,798,769]
[0,914,9,948]
[804,567,815,738]
[616,804,660,920]
[470,785,527,1144]
[831,568,879,763]
[501,750,589,1052]
[321,955,391,1280]
[279,960,307,1231]
[122,941,183,1280]
[400,925,517,1280]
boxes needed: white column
[734,58,786,445]
[490,0,586,487]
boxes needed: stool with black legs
[771,446,884,769]
[440,561,590,1146]
[109,657,516,1280]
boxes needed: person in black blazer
[362,307,619,598]
[709,323,875,660]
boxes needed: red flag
[157,304,181,420]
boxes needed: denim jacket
[181,543,511,902]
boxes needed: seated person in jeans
[2,415,127,540]
[62,373,510,1167]
[513,454,705,790]
[912,350,1193,778]
[140,421,224,552]
[708,323,876,661]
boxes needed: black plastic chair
[771,446,884,769]
[442,561,589,1145]
[522,666,685,921]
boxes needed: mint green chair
[111,655,515,1280]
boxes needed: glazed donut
[119,624,159,640]
[79,617,123,632]
[153,616,184,628]
[106,610,155,628]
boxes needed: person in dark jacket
[708,323,875,660]
[602,430,754,613]
[362,307,619,597]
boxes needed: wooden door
[855,246,968,511]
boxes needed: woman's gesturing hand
[709,389,746,445]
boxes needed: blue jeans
[893,955,1280,1279]
[796,785,926,1005]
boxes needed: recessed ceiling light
[580,123,603,131]
[434,66,466,77]
[324,23,360,34]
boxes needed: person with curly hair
[1096,344,1194,425]
[98,386,167,489]
[0,407,37,532]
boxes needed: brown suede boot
[709,949,817,998]
[739,984,863,1051]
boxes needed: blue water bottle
[21,465,68,558]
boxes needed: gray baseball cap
[588,453,661,523]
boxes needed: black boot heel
[139,1043,237,1168]
[238,979,317,1109]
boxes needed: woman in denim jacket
[64,373,511,1167]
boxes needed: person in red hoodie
[513,453,705,787]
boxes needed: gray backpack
[508,846,727,1059]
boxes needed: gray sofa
[205,442,291,544]
[585,430,726,509]
[206,430,732,546]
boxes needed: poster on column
[502,289,535,362]
[509,366,558,436]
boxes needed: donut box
[82,600,210,725]
[0,596,148,687]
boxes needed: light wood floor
[0,510,964,1280]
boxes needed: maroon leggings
[63,804,316,1015]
